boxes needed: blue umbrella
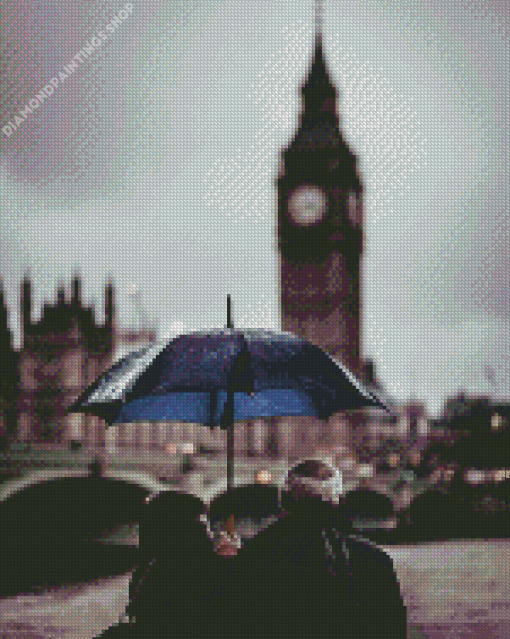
[70,331,386,425]
[68,299,390,490]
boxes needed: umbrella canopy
[69,328,390,427]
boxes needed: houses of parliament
[0,10,428,460]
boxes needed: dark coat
[330,532,408,638]
[229,508,407,638]
[126,535,235,636]
[123,489,235,636]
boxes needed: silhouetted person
[105,491,233,637]
[230,459,407,638]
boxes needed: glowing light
[357,463,374,478]
[464,469,486,484]
[180,442,194,454]
[255,469,272,484]
[491,413,503,431]
[492,469,509,483]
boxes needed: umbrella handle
[215,529,241,555]
[225,513,235,534]
[215,515,241,556]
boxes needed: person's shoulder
[236,514,296,565]
[344,532,380,548]
[338,533,403,595]
[241,514,287,547]
[336,533,407,637]
[340,533,396,570]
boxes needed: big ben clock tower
[278,3,363,377]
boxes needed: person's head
[141,490,209,558]
[279,458,343,517]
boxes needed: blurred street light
[357,463,374,478]
[464,469,486,484]
[255,469,272,484]
[492,469,510,482]
[180,442,195,455]
[491,413,504,431]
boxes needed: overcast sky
[0,0,508,417]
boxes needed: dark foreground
[0,539,508,639]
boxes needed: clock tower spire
[302,0,337,119]
[277,0,364,376]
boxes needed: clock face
[288,186,327,225]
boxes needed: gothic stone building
[16,273,115,447]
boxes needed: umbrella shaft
[222,387,235,491]
[227,411,235,490]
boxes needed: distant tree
[440,392,492,434]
